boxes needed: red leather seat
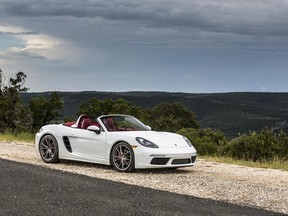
[77,114,88,128]
[81,118,92,129]
[105,118,115,131]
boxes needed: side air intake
[63,136,72,153]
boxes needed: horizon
[24,90,288,94]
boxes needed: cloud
[0,0,287,52]
[0,31,39,35]
[1,1,288,60]
[0,47,46,60]
[1,0,288,35]
[0,24,36,35]
[0,23,80,64]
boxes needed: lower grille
[191,156,196,163]
[172,158,191,165]
[151,158,170,165]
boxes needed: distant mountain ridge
[21,91,288,137]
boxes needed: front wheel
[39,135,60,163]
[111,142,135,172]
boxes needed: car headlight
[183,136,193,147]
[136,137,159,148]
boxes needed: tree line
[1,70,287,162]
[0,70,63,133]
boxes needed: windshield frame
[99,115,150,132]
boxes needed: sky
[0,0,288,93]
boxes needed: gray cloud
[0,49,47,60]
[1,0,288,38]
[1,0,287,56]
[0,31,39,35]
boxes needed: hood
[118,131,189,148]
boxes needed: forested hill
[21,91,288,137]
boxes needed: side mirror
[87,125,101,134]
[146,125,152,130]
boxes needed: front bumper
[134,147,197,169]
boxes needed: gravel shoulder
[1,141,288,214]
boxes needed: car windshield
[101,115,150,132]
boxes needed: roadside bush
[225,129,288,162]
[274,131,288,161]
[177,128,227,155]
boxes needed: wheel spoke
[123,158,130,166]
[119,146,124,155]
[43,151,48,158]
[112,144,133,171]
[41,146,49,150]
[115,148,120,155]
[42,140,49,148]
[123,150,129,157]
[39,135,58,162]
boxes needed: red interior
[63,121,100,128]
[63,122,75,127]
[63,114,100,129]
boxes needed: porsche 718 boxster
[35,114,197,172]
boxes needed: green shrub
[225,129,288,162]
[177,128,227,155]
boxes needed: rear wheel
[111,142,135,172]
[39,135,60,163]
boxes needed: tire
[111,142,135,172]
[39,134,60,163]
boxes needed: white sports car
[35,114,197,172]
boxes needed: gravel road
[1,141,288,214]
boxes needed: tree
[0,70,32,132]
[144,102,199,132]
[79,98,114,119]
[111,98,143,118]
[29,92,63,131]
[78,98,143,120]
[9,72,29,92]
[0,69,3,94]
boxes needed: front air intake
[151,158,170,165]
[171,158,191,165]
[191,156,196,163]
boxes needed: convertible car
[35,114,197,172]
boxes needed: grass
[0,132,34,143]
[200,155,288,171]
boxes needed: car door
[68,128,106,160]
